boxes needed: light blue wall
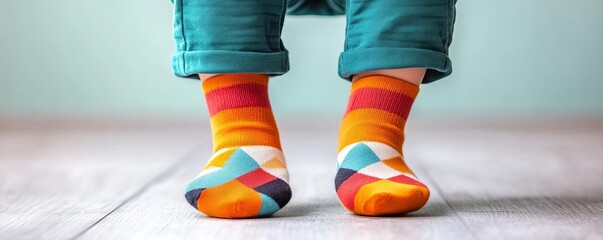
[1,0,602,118]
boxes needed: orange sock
[184,74,291,218]
[335,75,429,216]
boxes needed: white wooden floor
[1,118,602,240]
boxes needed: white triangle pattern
[358,162,402,179]
[197,146,290,183]
[339,141,416,180]
[240,145,287,167]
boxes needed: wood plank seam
[67,144,203,240]
[416,164,481,240]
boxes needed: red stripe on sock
[387,175,428,189]
[344,87,414,119]
[236,168,277,189]
[205,83,271,116]
[336,173,380,211]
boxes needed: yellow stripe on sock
[350,75,419,97]
[338,108,406,152]
[202,74,268,93]
[210,107,281,151]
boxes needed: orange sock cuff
[339,75,419,152]
[202,74,281,151]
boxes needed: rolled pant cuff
[172,50,290,79]
[338,47,452,84]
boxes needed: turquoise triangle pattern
[220,148,260,176]
[339,143,381,171]
[184,148,260,192]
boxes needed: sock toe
[184,146,291,218]
[354,179,429,216]
[196,179,263,218]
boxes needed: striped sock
[184,74,291,219]
[335,75,429,216]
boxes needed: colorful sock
[335,75,430,216]
[184,74,291,219]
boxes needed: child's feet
[335,75,429,216]
[335,141,429,215]
[184,74,291,218]
[185,146,291,218]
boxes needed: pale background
[1,0,602,119]
[1,1,603,239]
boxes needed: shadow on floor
[447,196,603,214]
[272,195,603,219]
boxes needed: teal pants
[171,0,456,83]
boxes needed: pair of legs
[200,68,426,85]
[172,0,456,218]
